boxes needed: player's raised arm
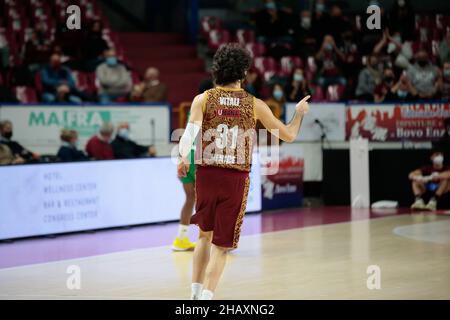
[254,95,310,142]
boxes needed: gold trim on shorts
[232,176,250,249]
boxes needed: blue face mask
[106,57,118,66]
[265,2,276,10]
[273,90,283,100]
[118,128,130,139]
[397,89,408,98]
[294,74,304,82]
[444,70,450,78]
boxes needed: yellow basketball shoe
[172,237,196,251]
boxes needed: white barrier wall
[285,103,347,142]
[0,156,262,240]
[0,105,171,154]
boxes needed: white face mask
[433,155,444,166]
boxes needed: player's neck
[220,81,241,90]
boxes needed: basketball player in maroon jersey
[177,43,310,300]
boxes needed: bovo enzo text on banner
[346,103,450,141]
[260,143,304,210]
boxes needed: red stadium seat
[201,16,223,36]
[279,56,303,77]
[34,72,43,93]
[245,43,266,57]
[236,29,255,45]
[73,71,89,92]
[14,86,38,103]
[325,84,345,102]
[131,70,141,85]
[310,84,324,102]
[208,29,230,51]
[254,57,277,74]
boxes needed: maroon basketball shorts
[190,165,250,249]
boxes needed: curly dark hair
[211,43,252,86]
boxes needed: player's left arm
[255,95,310,142]
[177,93,205,177]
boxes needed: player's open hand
[177,157,190,178]
[296,95,311,115]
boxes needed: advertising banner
[0,156,262,240]
[0,105,171,151]
[347,103,450,141]
[260,143,304,210]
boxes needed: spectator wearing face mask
[96,49,132,104]
[265,83,285,120]
[374,68,398,102]
[23,22,52,72]
[41,53,83,104]
[324,4,352,44]
[355,55,382,101]
[311,0,329,43]
[409,151,450,211]
[391,72,417,101]
[406,50,442,100]
[0,120,39,163]
[83,20,110,72]
[85,122,115,160]
[315,35,347,89]
[441,62,450,101]
[57,129,88,162]
[292,10,317,59]
[388,0,415,42]
[285,68,311,102]
[254,1,290,41]
[111,122,154,159]
[373,29,413,71]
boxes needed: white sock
[178,224,189,238]
[200,289,214,300]
[191,283,203,300]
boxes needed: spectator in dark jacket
[23,22,52,71]
[57,129,88,162]
[0,76,19,102]
[40,53,82,104]
[111,122,154,159]
[83,20,109,71]
[0,120,39,162]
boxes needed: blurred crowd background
[0,0,449,166]
[0,0,449,105]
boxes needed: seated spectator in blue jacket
[57,129,88,162]
[111,122,155,159]
[40,53,82,104]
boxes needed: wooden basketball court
[1,212,449,300]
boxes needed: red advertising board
[346,103,450,141]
